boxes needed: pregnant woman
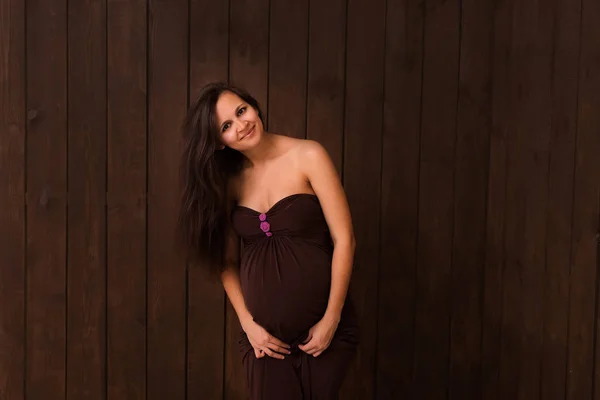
[178,82,359,399]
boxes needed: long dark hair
[179,82,265,275]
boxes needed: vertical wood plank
[106,0,147,398]
[66,0,107,398]
[496,0,524,397]
[498,38,524,400]
[229,0,269,110]
[496,2,554,398]
[226,1,269,398]
[267,0,309,138]
[481,0,512,398]
[448,0,493,398]
[376,0,423,398]
[412,0,460,397]
[586,2,600,398]
[147,1,187,399]
[340,0,386,398]
[513,1,553,398]
[25,0,67,397]
[569,0,600,397]
[541,0,581,398]
[0,0,25,398]
[305,0,346,172]
[186,0,228,399]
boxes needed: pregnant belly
[240,240,332,343]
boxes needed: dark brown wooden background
[1,0,599,399]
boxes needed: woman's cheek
[221,131,236,147]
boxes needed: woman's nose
[234,119,247,132]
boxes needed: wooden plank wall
[1,0,599,399]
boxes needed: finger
[251,342,264,358]
[268,336,290,349]
[298,344,311,353]
[249,338,260,349]
[305,342,324,355]
[263,347,285,360]
[267,343,291,355]
[302,333,312,344]
[298,338,316,353]
[299,344,317,354]
[298,336,313,348]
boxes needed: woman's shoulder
[290,138,329,164]
[274,135,326,158]
[271,137,329,173]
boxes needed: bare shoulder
[293,139,330,166]
[273,134,304,150]
[271,135,327,164]
[300,139,327,156]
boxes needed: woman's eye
[222,123,230,132]
[237,107,246,116]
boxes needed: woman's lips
[241,126,255,140]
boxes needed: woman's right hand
[241,318,291,360]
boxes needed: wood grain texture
[0,0,25,398]
[495,2,554,398]
[376,0,423,398]
[569,0,600,397]
[584,2,600,398]
[514,1,553,398]
[186,1,229,399]
[412,0,460,398]
[106,0,147,398]
[448,0,493,397]
[147,1,188,399]
[305,0,346,173]
[267,0,309,139]
[66,0,107,398]
[340,0,386,398]
[229,0,269,112]
[541,0,581,398]
[497,5,525,396]
[481,0,512,398]
[25,0,68,397]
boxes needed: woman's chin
[238,131,263,151]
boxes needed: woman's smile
[241,125,255,141]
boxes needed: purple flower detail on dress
[265,232,273,237]
[260,221,271,233]
[259,213,267,222]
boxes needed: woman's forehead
[216,92,242,110]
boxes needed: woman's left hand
[298,314,340,357]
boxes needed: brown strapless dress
[231,193,359,400]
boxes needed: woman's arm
[298,140,356,357]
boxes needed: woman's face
[214,91,263,151]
